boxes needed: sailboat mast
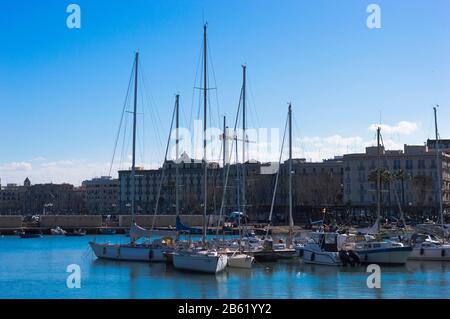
[175,94,180,218]
[433,106,444,231]
[288,103,293,242]
[131,51,139,227]
[376,127,381,226]
[242,65,246,217]
[202,23,208,245]
[223,116,227,195]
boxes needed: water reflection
[2,235,449,299]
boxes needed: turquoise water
[0,235,449,299]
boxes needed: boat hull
[172,253,228,273]
[274,248,297,259]
[227,254,254,269]
[356,246,412,264]
[408,246,450,261]
[302,248,341,266]
[89,242,172,262]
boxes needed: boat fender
[442,249,446,257]
[299,249,304,258]
[117,247,120,257]
[149,249,153,260]
[311,252,315,262]
[103,247,107,255]
[364,254,368,262]
[420,248,424,255]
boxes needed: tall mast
[202,23,208,245]
[235,131,241,241]
[241,65,246,217]
[175,94,180,218]
[433,106,444,232]
[288,103,293,241]
[376,126,381,228]
[131,51,139,229]
[223,116,227,196]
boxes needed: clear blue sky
[1,0,449,185]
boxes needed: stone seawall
[0,216,23,228]
[39,215,103,227]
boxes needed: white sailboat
[89,52,176,262]
[172,23,228,273]
[225,66,255,269]
[274,103,297,259]
[409,106,450,261]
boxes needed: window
[406,160,413,169]
[393,160,401,169]
[418,159,425,169]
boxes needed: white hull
[302,248,341,266]
[227,254,254,269]
[89,241,172,262]
[356,247,412,264]
[172,252,228,273]
[408,245,450,261]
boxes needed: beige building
[343,145,450,212]
[82,176,119,214]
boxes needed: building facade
[82,176,119,214]
[0,178,86,215]
[343,145,450,213]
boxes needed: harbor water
[0,235,449,299]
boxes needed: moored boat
[50,226,66,235]
[340,233,412,264]
[302,232,342,266]
[408,234,450,261]
[227,252,254,269]
[172,249,228,273]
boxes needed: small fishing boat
[50,226,67,235]
[302,232,342,266]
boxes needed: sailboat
[172,23,228,273]
[273,103,297,259]
[409,106,450,261]
[89,52,176,262]
[244,104,292,262]
[226,67,255,269]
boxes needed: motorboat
[340,233,412,264]
[408,233,450,261]
[301,232,342,266]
